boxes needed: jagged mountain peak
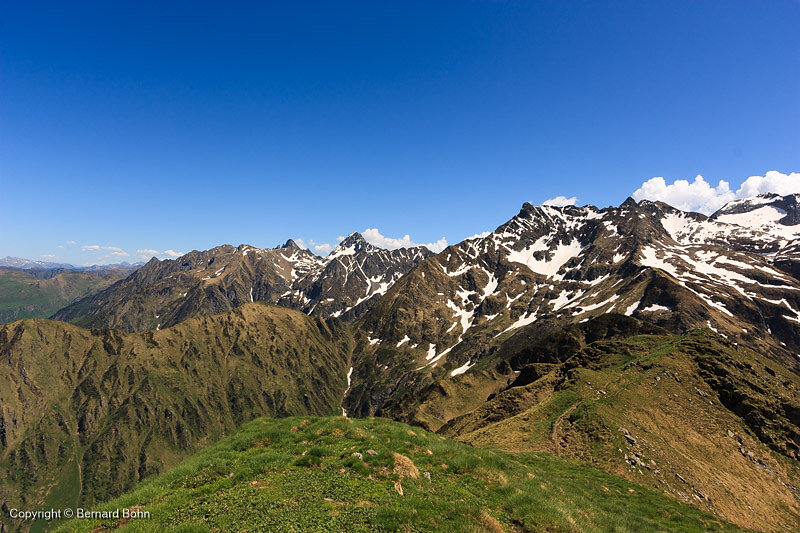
[282,238,302,250]
[330,232,371,257]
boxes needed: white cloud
[82,244,124,252]
[466,231,490,240]
[736,170,800,198]
[135,249,183,259]
[40,254,57,259]
[111,251,129,256]
[66,240,76,245]
[633,175,734,214]
[543,196,578,207]
[632,170,800,215]
[362,228,448,253]
[425,237,448,253]
[294,238,334,255]
[314,243,333,254]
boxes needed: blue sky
[1,1,798,264]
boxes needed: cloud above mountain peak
[633,170,800,215]
[543,196,578,207]
[362,228,448,253]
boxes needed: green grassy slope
[53,416,747,533]
[437,326,800,532]
[0,303,352,532]
[0,268,126,324]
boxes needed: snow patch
[425,343,437,361]
[450,360,475,377]
[507,238,584,278]
[341,366,354,416]
[639,303,672,313]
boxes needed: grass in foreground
[54,416,746,533]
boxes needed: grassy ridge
[0,303,352,531]
[438,328,800,531]
[54,416,746,533]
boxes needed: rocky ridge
[51,234,432,332]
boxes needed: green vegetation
[3,308,797,532]
[0,268,125,324]
[438,325,800,531]
[54,416,746,533]
[0,303,352,530]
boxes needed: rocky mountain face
[712,192,800,229]
[278,233,433,320]
[345,195,800,425]
[51,234,432,332]
[0,303,351,528]
[710,192,800,278]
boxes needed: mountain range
[2,192,800,532]
[0,258,143,271]
[51,235,431,332]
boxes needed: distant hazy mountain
[0,256,76,269]
[0,256,144,271]
[75,261,145,271]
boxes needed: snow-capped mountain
[51,234,432,332]
[348,194,800,416]
[712,193,800,234]
[278,233,432,320]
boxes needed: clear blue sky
[1,1,798,264]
